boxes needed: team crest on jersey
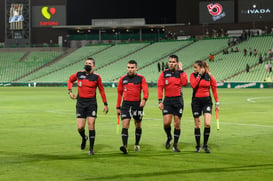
[79,75,86,79]
[194,112,199,116]
[78,81,82,87]
[165,80,168,84]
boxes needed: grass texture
[0,87,273,181]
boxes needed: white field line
[247,96,273,103]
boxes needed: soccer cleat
[195,146,201,153]
[165,137,172,149]
[134,145,140,152]
[88,149,95,155]
[203,145,211,153]
[120,146,128,154]
[172,145,181,152]
[81,136,88,150]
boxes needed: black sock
[194,128,201,147]
[135,128,142,145]
[203,127,210,146]
[78,129,85,139]
[173,129,180,147]
[121,128,128,147]
[89,130,95,150]
[164,126,172,139]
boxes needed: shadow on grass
[0,145,190,164]
[81,163,273,180]
[0,143,220,164]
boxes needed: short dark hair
[87,57,95,65]
[128,60,137,66]
[169,55,178,62]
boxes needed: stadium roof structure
[52,23,186,30]
[52,18,185,41]
[53,17,184,29]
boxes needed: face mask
[84,65,92,72]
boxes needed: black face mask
[84,65,92,72]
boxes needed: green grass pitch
[0,87,273,181]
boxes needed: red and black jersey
[68,71,107,104]
[116,73,149,108]
[157,69,188,100]
[190,72,219,102]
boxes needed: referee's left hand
[103,105,109,115]
[140,99,146,107]
[215,105,219,111]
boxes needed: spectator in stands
[116,60,149,154]
[265,63,269,73]
[157,55,188,152]
[268,62,272,73]
[190,60,219,153]
[208,53,214,62]
[259,54,263,64]
[235,47,239,52]
[165,62,169,69]
[249,48,252,56]
[230,48,234,53]
[246,64,250,73]
[223,49,228,55]
[158,62,161,72]
[67,58,109,156]
[253,49,258,56]
[243,49,247,56]
[161,62,165,71]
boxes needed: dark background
[1,0,273,44]
[66,0,177,25]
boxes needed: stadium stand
[28,42,150,82]
[0,51,63,82]
[138,38,229,82]
[1,36,273,84]
[208,35,273,82]
[32,40,193,82]
[19,44,111,81]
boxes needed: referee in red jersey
[157,55,188,152]
[68,58,108,155]
[190,60,219,153]
[116,60,149,154]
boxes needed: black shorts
[163,96,184,118]
[76,98,97,118]
[191,96,213,118]
[121,101,143,122]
